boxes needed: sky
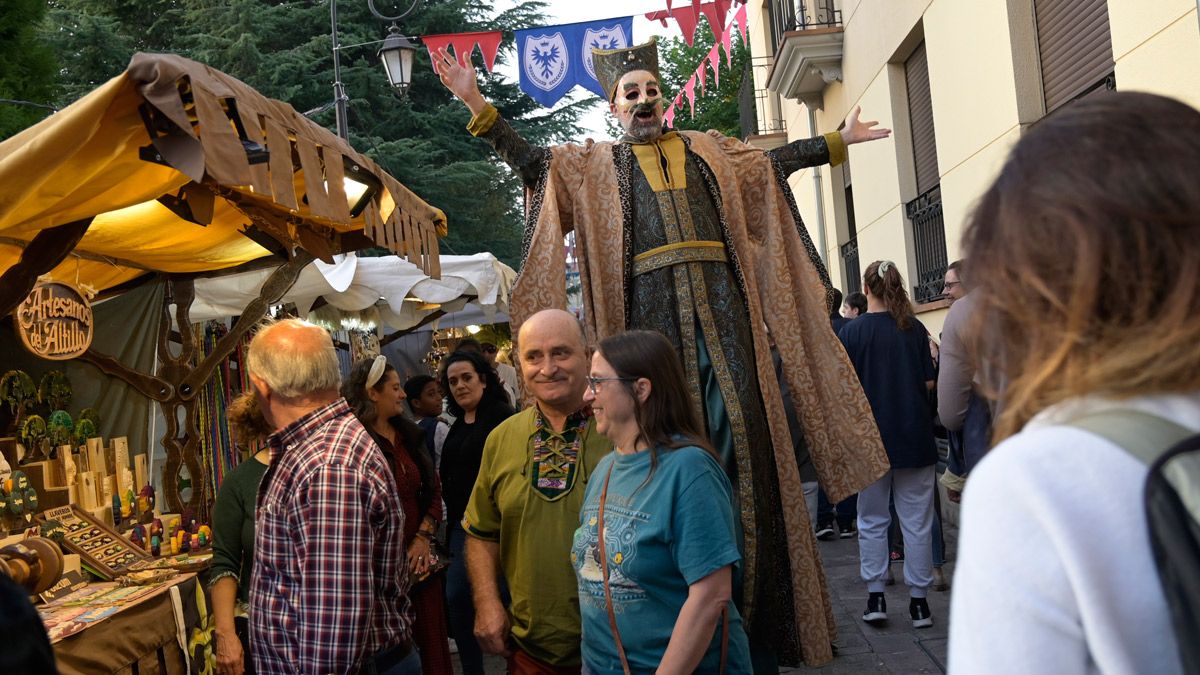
[489,1,683,139]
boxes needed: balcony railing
[738,57,786,140]
[840,237,861,295]
[769,0,843,54]
[905,185,948,304]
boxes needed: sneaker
[815,522,836,541]
[932,566,950,592]
[862,592,887,625]
[838,521,857,538]
[909,597,933,629]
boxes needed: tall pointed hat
[592,36,661,102]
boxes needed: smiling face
[582,351,638,442]
[609,69,664,143]
[367,369,405,420]
[517,310,589,414]
[446,360,485,413]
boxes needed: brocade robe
[468,106,889,667]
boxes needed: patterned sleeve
[293,464,379,673]
[467,104,551,188]
[766,132,844,175]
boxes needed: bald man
[462,310,613,673]
[245,319,416,675]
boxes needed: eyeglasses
[943,281,961,289]
[587,376,634,395]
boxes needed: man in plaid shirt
[245,319,416,674]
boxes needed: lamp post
[330,0,421,139]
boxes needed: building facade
[744,0,1200,331]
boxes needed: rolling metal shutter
[1035,0,1115,113]
[905,42,940,196]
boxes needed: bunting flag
[707,44,721,88]
[516,16,634,107]
[646,0,735,47]
[684,75,696,116]
[422,31,503,72]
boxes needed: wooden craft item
[112,437,130,491]
[85,437,105,475]
[134,455,147,495]
[39,504,150,579]
[78,472,98,510]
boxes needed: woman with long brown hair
[838,260,938,629]
[343,356,452,675]
[947,93,1200,674]
[572,330,752,674]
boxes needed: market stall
[0,52,444,671]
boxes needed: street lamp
[330,0,422,139]
[378,24,418,94]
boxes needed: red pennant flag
[422,31,504,73]
[708,45,721,88]
[684,76,696,116]
[474,31,503,72]
[696,59,706,93]
[664,101,677,128]
[734,4,748,42]
[721,24,734,66]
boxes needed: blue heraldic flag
[517,16,634,108]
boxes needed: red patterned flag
[422,31,504,72]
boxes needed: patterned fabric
[250,399,411,675]
[530,409,591,500]
[471,112,890,667]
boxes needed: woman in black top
[837,260,938,631]
[438,349,514,674]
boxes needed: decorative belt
[631,240,727,277]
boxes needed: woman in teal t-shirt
[572,330,752,674]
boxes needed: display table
[43,573,210,675]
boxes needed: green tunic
[210,455,268,606]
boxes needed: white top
[495,362,520,408]
[948,392,1200,675]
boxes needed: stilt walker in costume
[435,38,891,668]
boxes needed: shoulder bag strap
[1066,409,1193,466]
[598,462,732,675]
[597,462,632,675]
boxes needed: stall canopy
[0,52,446,303]
[190,252,516,334]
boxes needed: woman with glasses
[437,350,515,675]
[572,330,752,674]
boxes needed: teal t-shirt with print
[572,445,752,674]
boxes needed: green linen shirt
[463,406,612,667]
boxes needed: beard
[620,100,664,142]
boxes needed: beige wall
[747,0,1200,334]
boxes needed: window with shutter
[1034,0,1115,113]
[903,41,947,304]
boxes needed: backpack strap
[1066,409,1194,466]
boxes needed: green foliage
[33,0,585,270]
[79,407,101,429]
[0,0,60,139]
[607,18,749,139]
[49,409,75,431]
[38,370,72,410]
[1,370,37,415]
[75,418,99,445]
[20,414,47,449]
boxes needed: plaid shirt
[250,399,411,674]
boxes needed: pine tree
[32,0,587,269]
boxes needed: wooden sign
[15,282,94,360]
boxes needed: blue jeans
[816,486,857,527]
[446,527,485,675]
[371,644,421,675]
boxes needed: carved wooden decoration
[78,251,313,515]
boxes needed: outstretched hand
[434,47,487,115]
[840,105,891,145]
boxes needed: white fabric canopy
[189,252,516,333]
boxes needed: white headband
[366,355,388,388]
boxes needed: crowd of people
[190,40,1199,675]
